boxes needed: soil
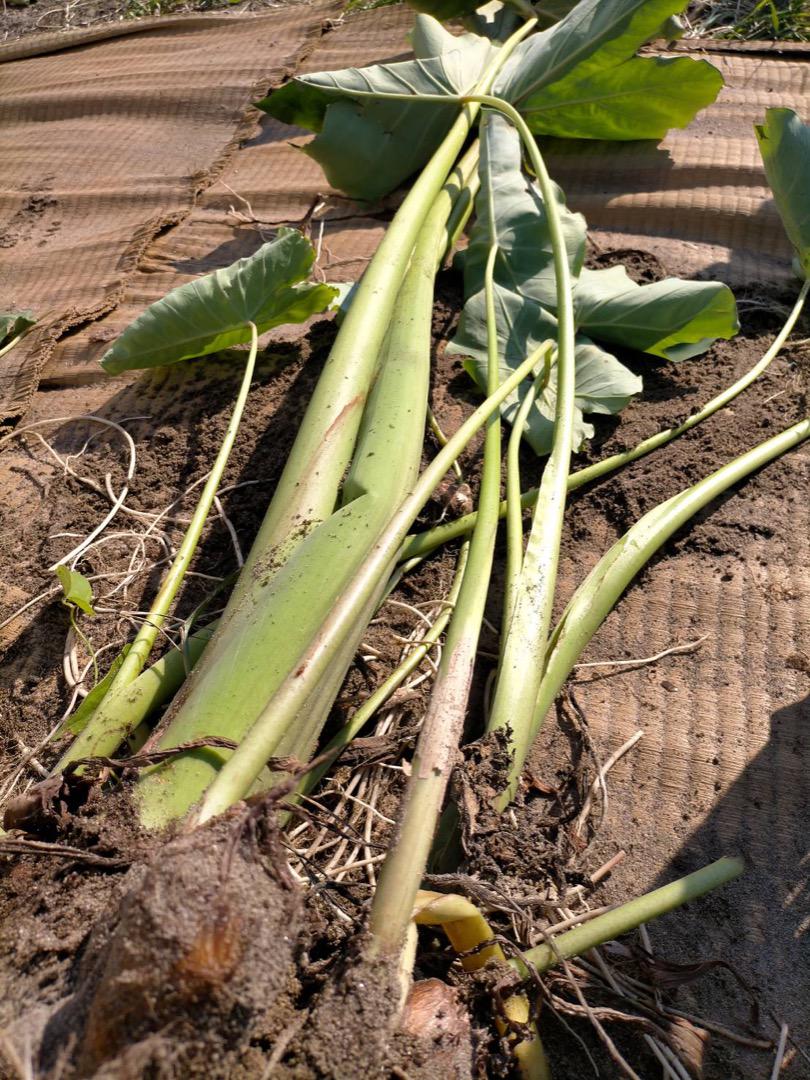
[0,245,808,1079]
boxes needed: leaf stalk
[56,325,259,769]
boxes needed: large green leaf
[574,266,739,361]
[448,285,641,454]
[755,108,810,275]
[448,112,639,454]
[460,113,586,310]
[495,0,722,140]
[102,230,337,374]
[520,54,722,141]
[0,310,36,347]
[260,1,721,200]
[448,110,735,453]
[497,0,687,101]
[258,18,494,200]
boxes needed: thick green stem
[466,103,577,770]
[133,24,538,830]
[191,347,547,826]
[135,147,488,828]
[220,19,537,591]
[368,155,507,952]
[441,139,481,266]
[297,541,470,800]
[56,328,258,768]
[403,279,809,562]
[343,100,577,737]
[512,857,744,975]
[503,354,552,633]
[497,415,810,805]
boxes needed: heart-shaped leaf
[518,53,722,141]
[448,286,642,454]
[258,18,494,200]
[261,2,722,200]
[449,115,641,454]
[495,0,722,141]
[574,265,739,361]
[56,566,95,615]
[755,108,810,276]
[448,110,736,454]
[101,229,337,373]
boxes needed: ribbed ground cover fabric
[0,3,336,415]
[22,9,810,391]
[1,8,808,1071]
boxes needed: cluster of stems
[44,16,810,1072]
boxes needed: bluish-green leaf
[448,109,733,453]
[497,0,690,102]
[755,108,810,275]
[56,566,95,615]
[101,229,336,373]
[574,266,739,360]
[449,113,641,455]
[258,19,494,200]
[448,287,641,454]
[495,0,722,140]
[260,1,721,200]
[460,113,586,310]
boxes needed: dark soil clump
[2,805,302,1078]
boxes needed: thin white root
[214,496,244,567]
[575,634,710,671]
[573,730,644,838]
[770,1024,789,1079]
[0,415,139,572]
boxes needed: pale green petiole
[403,277,810,562]
[334,88,579,781]
[56,324,259,769]
[368,133,513,952]
[497,414,810,805]
[511,856,744,975]
[503,352,552,641]
[218,19,537,592]
[132,29,538,829]
[191,345,548,826]
[462,98,578,772]
[297,540,470,801]
[134,139,492,828]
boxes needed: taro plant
[363,93,806,960]
[125,0,733,831]
[18,0,810,1069]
